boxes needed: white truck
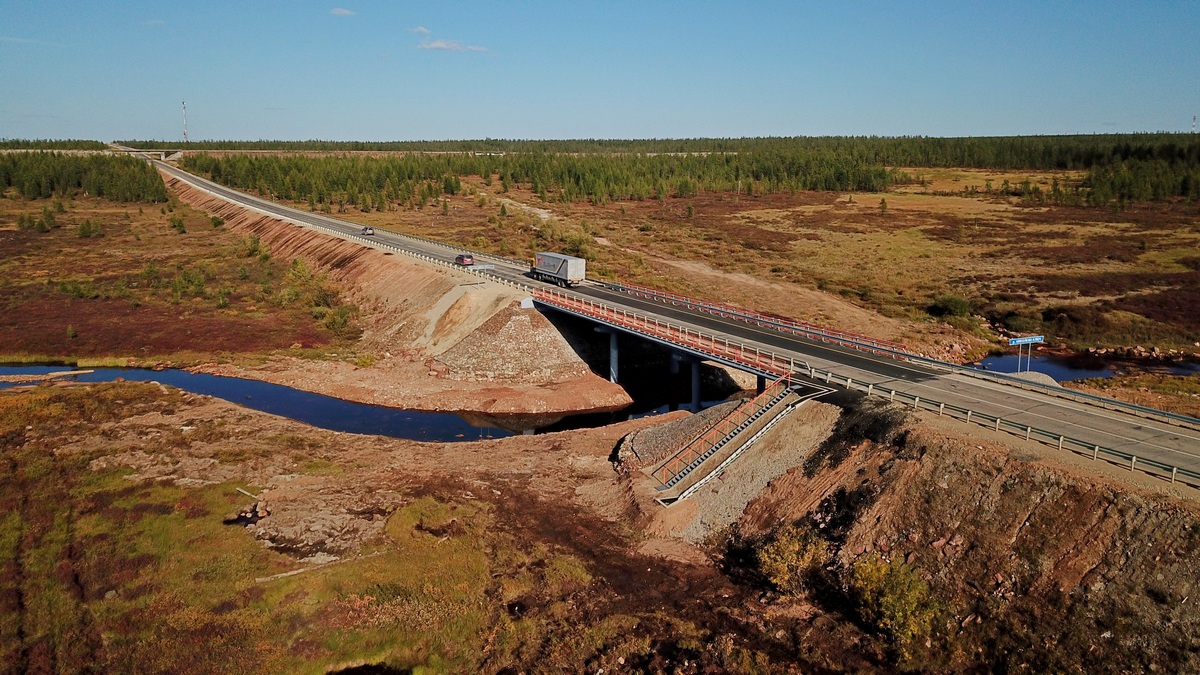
[530,251,586,287]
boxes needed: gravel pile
[614,400,745,472]
[436,304,591,383]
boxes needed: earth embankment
[692,398,1200,671]
[162,174,631,416]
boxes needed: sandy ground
[80,388,673,560]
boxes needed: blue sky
[2,1,1198,141]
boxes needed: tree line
[126,133,1195,168]
[0,152,168,202]
[178,137,1200,209]
[180,150,905,209]
[0,139,109,150]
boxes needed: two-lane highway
[152,158,1200,482]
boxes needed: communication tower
[182,100,189,143]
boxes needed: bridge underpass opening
[535,304,760,415]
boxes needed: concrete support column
[691,359,701,412]
[669,352,680,375]
[608,331,619,383]
[756,374,766,394]
[595,327,619,383]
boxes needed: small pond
[975,353,1199,382]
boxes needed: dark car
[360,226,375,235]
[455,253,475,266]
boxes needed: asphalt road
[153,159,1200,481]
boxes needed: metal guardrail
[608,280,908,353]
[533,287,797,376]
[655,375,796,487]
[533,287,1200,490]
[828,368,1200,489]
[158,164,538,296]
[601,280,1200,432]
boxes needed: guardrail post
[913,396,920,410]
[867,383,873,396]
[1093,445,1100,461]
[995,417,1001,431]
[1058,435,1064,451]
[965,410,972,424]
[889,389,895,402]
[1025,426,1031,440]
[1130,456,1137,472]
[1172,467,1178,484]
[938,402,945,416]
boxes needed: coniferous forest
[0,139,108,150]
[0,152,168,203]
[150,134,1200,209]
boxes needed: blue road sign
[1008,335,1045,346]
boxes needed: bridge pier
[594,327,618,383]
[756,374,766,394]
[670,352,702,412]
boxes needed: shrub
[849,554,938,656]
[75,219,102,238]
[210,216,224,227]
[241,236,263,258]
[758,523,830,595]
[323,305,357,337]
[929,294,972,318]
[1002,312,1042,333]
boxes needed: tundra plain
[1,147,1199,673]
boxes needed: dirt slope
[164,175,631,415]
[728,402,1200,672]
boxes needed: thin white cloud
[412,26,430,34]
[417,38,486,52]
[0,36,63,48]
[330,8,355,16]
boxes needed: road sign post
[1008,335,1044,372]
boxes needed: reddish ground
[0,197,335,360]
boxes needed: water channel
[0,365,722,440]
[0,365,511,442]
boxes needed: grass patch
[0,197,358,362]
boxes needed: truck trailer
[530,251,586,287]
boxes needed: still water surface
[0,366,509,441]
[975,354,1199,381]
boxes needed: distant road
[151,158,1200,485]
